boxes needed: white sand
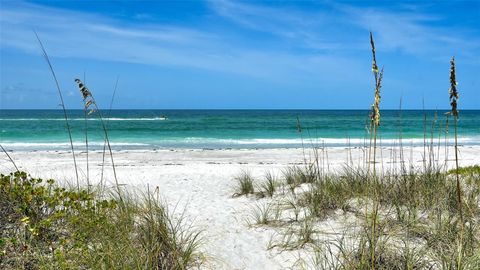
[2,145,479,269]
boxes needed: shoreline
[2,135,480,152]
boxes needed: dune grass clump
[282,165,317,193]
[248,202,281,226]
[137,191,202,269]
[259,171,277,197]
[320,232,430,270]
[448,165,480,176]
[250,162,480,268]
[0,171,202,269]
[299,177,351,219]
[233,170,255,196]
[283,167,298,187]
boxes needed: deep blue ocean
[1,110,479,150]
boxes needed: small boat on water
[158,115,168,120]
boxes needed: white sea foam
[0,118,167,121]
[2,136,480,151]
[1,142,149,148]
[179,137,480,145]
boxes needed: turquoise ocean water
[1,110,479,150]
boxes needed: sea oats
[75,78,91,99]
[449,57,459,117]
[448,57,463,233]
[368,32,384,177]
[369,33,383,128]
[75,78,96,115]
[371,67,383,127]
[367,32,384,269]
[74,78,121,198]
[370,32,378,73]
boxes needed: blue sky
[1,0,479,109]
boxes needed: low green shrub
[0,171,201,269]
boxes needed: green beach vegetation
[0,171,202,269]
[233,33,480,269]
[234,163,480,268]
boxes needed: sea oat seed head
[449,57,459,117]
[370,32,378,73]
[75,78,96,115]
[75,78,92,100]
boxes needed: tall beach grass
[231,33,480,269]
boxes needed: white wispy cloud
[339,4,480,62]
[210,0,480,63]
[0,1,365,83]
[2,0,478,103]
[208,0,352,51]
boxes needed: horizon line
[2,108,480,111]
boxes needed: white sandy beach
[2,145,480,269]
